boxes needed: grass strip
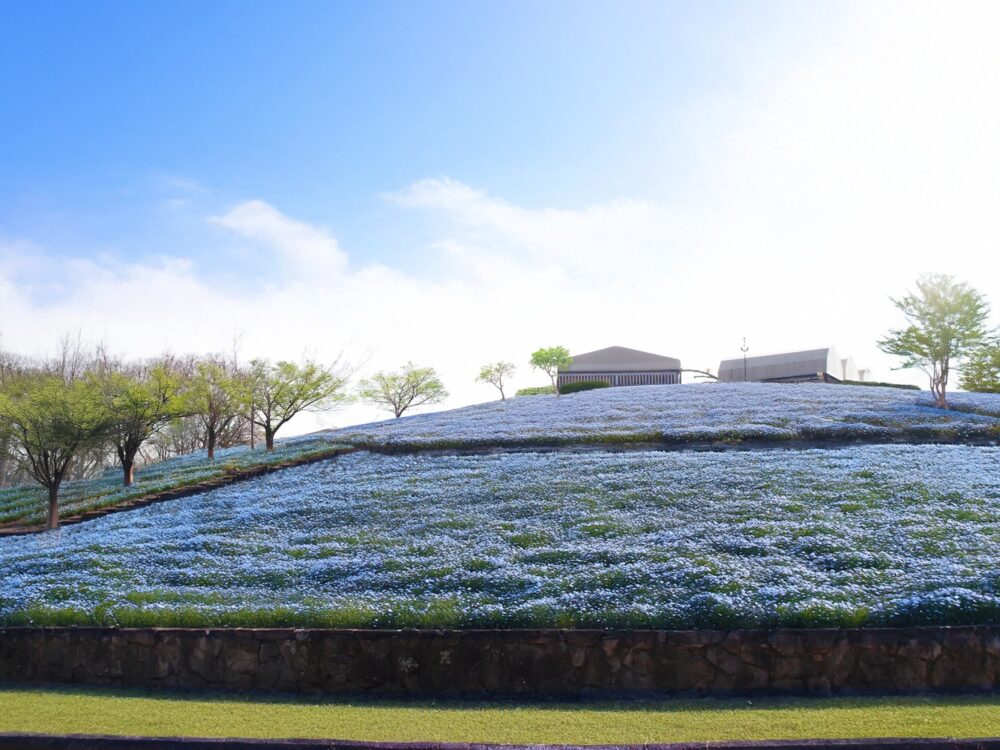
[1,686,1000,743]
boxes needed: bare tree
[0,345,27,487]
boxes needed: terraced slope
[327,382,1000,449]
[3,383,1000,628]
[0,435,348,527]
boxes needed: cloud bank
[2,2,1000,431]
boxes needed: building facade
[557,346,682,389]
[717,346,866,384]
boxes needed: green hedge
[515,385,556,397]
[560,380,611,394]
[841,380,920,390]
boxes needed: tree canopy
[186,357,246,461]
[357,363,448,418]
[878,274,992,409]
[960,343,1000,394]
[529,346,572,394]
[247,358,351,450]
[95,361,186,486]
[476,361,517,400]
[0,373,111,528]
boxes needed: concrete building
[717,346,866,384]
[558,346,682,389]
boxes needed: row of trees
[0,345,350,529]
[0,343,569,529]
[475,347,573,399]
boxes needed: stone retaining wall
[1,626,999,696]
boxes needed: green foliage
[0,373,112,528]
[529,346,572,393]
[475,360,517,400]
[357,362,448,418]
[515,385,556,397]
[185,358,246,459]
[559,380,610,394]
[248,358,351,449]
[94,362,187,485]
[960,344,1000,394]
[878,274,992,408]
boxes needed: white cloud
[209,200,349,275]
[4,0,1000,433]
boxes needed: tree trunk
[265,428,275,452]
[935,389,948,409]
[46,484,60,530]
[122,458,135,487]
[207,427,216,462]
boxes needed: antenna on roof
[740,338,749,382]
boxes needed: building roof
[717,346,844,382]
[561,346,681,373]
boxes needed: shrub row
[515,385,556,396]
[840,380,921,390]
[559,380,611,394]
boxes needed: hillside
[2,383,999,630]
[328,382,1000,448]
[0,435,347,527]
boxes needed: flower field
[328,383,1000,449]
[3,444,999,629]
[0,435,345,526]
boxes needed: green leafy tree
[960,344,1000,393]
[878,274,992,409]
[95,361,187,486]
[476,361,517,400]
[530,346,572,395]
[187,357,246,461]
[357,363,448,418]
[247,358,351,451]
[0,374,111,529]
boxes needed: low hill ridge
[327,383,1000,449]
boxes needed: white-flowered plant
[326,383,1000,449]
[2,445,999,629]
[0,434,343,526]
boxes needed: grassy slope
[0,436,347,526]
[2,687,1000,743]
[4,445,1000,629]
[328,382,1000,449]
[5,383,1000,527]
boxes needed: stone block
[2,625,1000,697]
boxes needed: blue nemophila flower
[2,443,1000,628]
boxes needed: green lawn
[2,687,1000,743]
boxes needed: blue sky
[2,1,999,428]
[0,1,832,263]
